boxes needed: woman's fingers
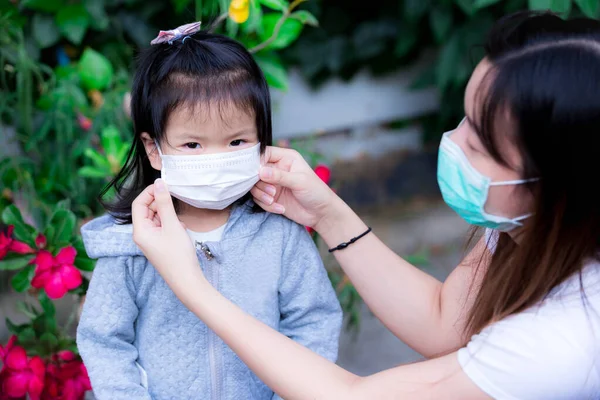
[255,181,277,197]
[151,179,180,231]
[132,184,156,229]
[254,197,285,214]
[259,166,305,191]
[262,146,302,166]
[250,186,274,206]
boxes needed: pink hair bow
[150,21,202,45]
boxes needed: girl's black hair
[100,31,272,222]
[465,10,600,336]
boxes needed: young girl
[76,23,342,399]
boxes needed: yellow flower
[229,0,250,24]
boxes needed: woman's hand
[253,146,341,232]
[131,180,206,290]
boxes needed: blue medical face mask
[437,123,537,232]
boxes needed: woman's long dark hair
[466,10,600,337]
[101,31,272,222]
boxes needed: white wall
[271,59,440,139]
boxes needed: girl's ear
[141,133,162,171]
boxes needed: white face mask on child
[155,142,261,210]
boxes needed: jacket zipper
[196,241,221,400]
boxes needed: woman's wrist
[314,196,369,249]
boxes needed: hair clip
[150,21,202,45]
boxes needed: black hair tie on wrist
[328,227,372,253]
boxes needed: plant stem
[208,13,229,33]
[248,0,306,54]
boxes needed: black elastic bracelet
[328,227,372,253]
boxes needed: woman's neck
[178,204,230,233]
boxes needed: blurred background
[0,0,596,397]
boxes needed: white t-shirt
[458,230,600,399]
[186,224,226,244]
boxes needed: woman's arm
[131,180,490,399]
[313,197,487,357]
[160,257,489,400]
[253,147,488,357]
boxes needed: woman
[130,11,600,399]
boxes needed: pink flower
[0,341,45,400]
[42,352,91,400]
[0,226,34,260]
[31,247,82,299]
[314,164,331,185]
[0,336,17,365]
[35,234,47,249]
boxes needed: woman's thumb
[153,179,178,228]
[260,166,302,190]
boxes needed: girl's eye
[230,140,245,147]
[185,143,201,149]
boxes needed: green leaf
[84,147,111,169]
[75,256,96,272]
[101,125,121,157]
[255,53,288,91]
[40,332,59,350]
[242,0,263,34]
[454,0,476,15]
[575,0,599,16]
[22,0,64,12]
[2,206,35,245]
[0,255,34,271]
[48,209,76,245]
[473,0,501,8]
[78,48,114,90]
[550,0,571,14]
[290,10,318,27]
[18,327,36,343]
[117,144,130,165]
[259,14,303,50]
[39,292,56,317]
[73,236,86,253]
[85,0,110,31]
[395,26,417,58]
[6,318,23,334]
[436,33,461,90]
[259,0,288,11]
[32,14,60,49]
[55,199,71,210]
[2,205,26,227]
[16,301,37,319]
[78,166,109,179]
[404,0,431,21]
[43,226,55,246]
[11,265,35,293]
[56,4,90,45]
[173,0,192,13]
[528,0,551,9]
[430,7,453,44]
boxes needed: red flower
[306,226,315,235]
[0,341,45,400]
[42,352,91,400]
[31,247,82,299]
[314,164,331,185]
[0,226,33,260]
[77,114,92,131]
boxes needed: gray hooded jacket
[76,201,342,400]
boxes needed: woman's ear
[141,133,162,171]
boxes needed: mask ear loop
[154,141,164,157]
